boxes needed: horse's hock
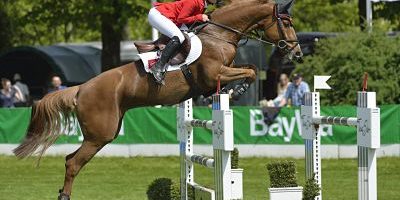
[177,94,243,200]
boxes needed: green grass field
[0,156,399,200]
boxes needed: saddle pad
[138,32,202,73]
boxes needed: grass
[0,156,399,200]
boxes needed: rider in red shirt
[148,0,216,84]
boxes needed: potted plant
[231,147,243,200]
[146,178,180,200]
[267,161,303,200]
[303,173,321,200]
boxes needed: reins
[206,21,275,46]
[190,4,299,51]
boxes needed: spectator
[272,73,290,106]
[0,78,23,108]
[48,76,67,93]
[279,73,310,107]
[13,73,30,106]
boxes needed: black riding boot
[151,36,181,84]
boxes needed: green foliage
[1,0,399,50]
[302,173,321,200]
[0,2,13,53]
[146,178,180,200]
[267,160,298,188]
[373,2,400,31]
[187,184,195,200]
[294,31,400,105]
[231,147,239,169]
[292,0,400,32]
[292,0,359,32]
[0,0,150,47]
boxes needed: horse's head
[258,2,303,62]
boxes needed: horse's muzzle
[294,51,304,63]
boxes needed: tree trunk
[100,2,123,72]
[0,5,12,53]
[358,0,367,31]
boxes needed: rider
[148,0,216,84]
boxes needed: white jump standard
[301,91,380,200]
[177,94,243,200]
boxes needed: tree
[15,0,149,71]
[0,2,13,53]
[358,0,400,31]
[294,32,400,105]
[292,0,359,32]
[93,0,148,71]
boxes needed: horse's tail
[13,86,80,160]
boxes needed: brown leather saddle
[134,34,191,66]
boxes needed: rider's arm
[176,0,204,25]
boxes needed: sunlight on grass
[0,156,398,200]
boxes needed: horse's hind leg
[58,140,108,200]
[58,107,122,199]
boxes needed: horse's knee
[248,69,257,82]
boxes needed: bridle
[192,4,299,52]
[262,4,299,53]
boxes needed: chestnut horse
[14,0,302,199]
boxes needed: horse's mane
[218,0,274,7]
[212,0,274,19]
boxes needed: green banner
[0,105,399,144]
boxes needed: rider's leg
[148,8,185,83]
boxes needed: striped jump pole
[301,91,380,200]
[178,93,240,200]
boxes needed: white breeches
[148,8,185,43]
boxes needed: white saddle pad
[138,32,202,73]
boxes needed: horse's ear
[277,0,295,15]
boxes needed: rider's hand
[202,14,209,22]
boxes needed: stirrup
[152,70,166,85]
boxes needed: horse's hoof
[232,83,250,100]
[58,192,70,200]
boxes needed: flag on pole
[314,75,331,91]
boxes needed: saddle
[134,34,191,66]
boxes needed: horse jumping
[13,0,302,199]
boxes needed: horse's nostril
[295,51,303,57]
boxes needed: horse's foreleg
[58,140,107,200]
[219,64,257,83]
[218,64,257,99]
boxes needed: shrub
[303,173,321,200]
[231,147,239,169]
[267,161,298,188]
[294,31,400,105]
[146,178,179,200]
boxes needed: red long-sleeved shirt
[154,0,206,26]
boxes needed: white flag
[314,75,331,90]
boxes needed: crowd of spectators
[261,73,310,107]
[0,74,66,108]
